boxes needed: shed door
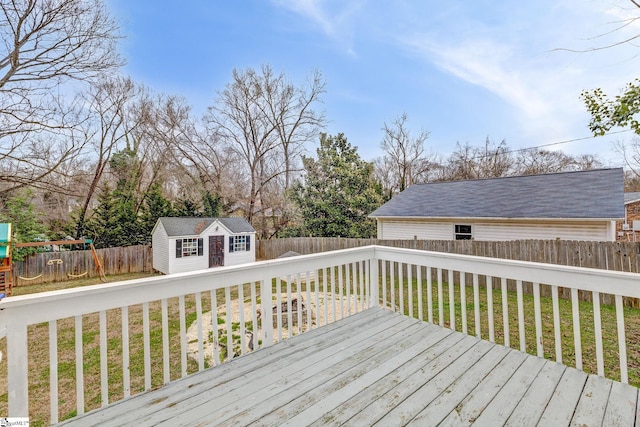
[209,236,224,267]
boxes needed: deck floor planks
[308,329,466,427]
[461,352,548,426]
[405,344,512,426]
[438,350,529,426]
[373,338,498,426]
[246,324,455,426]
[570,374,613,426]
[207,318,446,426]
[58,307,640,427]
[536,366,589,425]
[503,360,567,426]
[602,381,638,426]
[344,335,485,426]
[283,332,475,427]
[63,307,390,427]
[150,312,418,425]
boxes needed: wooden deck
[60,307,639,426]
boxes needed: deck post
[7,319,29,417]
[260,279,273,347]
[369,256,379,308]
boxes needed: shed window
[176,238,203,258]
[229,235,251,252]
[454,224,472,240]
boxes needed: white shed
[369,168,624,242]
[152,217,256,274]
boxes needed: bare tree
[440,139,513,181]
[206,66,325,236]
[0,0,122,194]
[378,113,433,194]
[0,101,85,194]
[263,66,326,188]
[140,94,243,211]
[612,137,640,185]
[74,76,137,238]
[514,149,575,175]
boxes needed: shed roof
[157,217,255,237]
[369,168,624,220]
[625,192,640,204]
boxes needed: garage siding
[378,219,612,242]
[474,222,609,241]
[380,221,453,240]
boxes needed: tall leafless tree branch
[0,0,122,195]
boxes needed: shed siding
[378,219,612,242]
[152,223,170,274]
[227,247,255,265]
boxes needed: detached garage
[369,168,624,242]
[152,217,256,274]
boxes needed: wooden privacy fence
[257,238,640,273]
[12,245,152,286]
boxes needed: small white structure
[369,168,624,242]
[152,217,256,274]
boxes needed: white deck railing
[1,245,639,423]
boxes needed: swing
[67,241,89,278]
[17,273,42,281]
[13,238,106,283]
[67,271,88,278]
[18,255,43,281]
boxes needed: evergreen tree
[0,190,49,260]
[86,184,121,248]
[88,182,142,248]
[202,191,222,217]
[174,198,201,217]
[140,184,174,243]
[85,147,147,248]
[289,133,384,238]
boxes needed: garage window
[454,225,472,240]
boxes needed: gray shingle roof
[158,217,255,237]
[625,192,640,204]
[369,168,624,220]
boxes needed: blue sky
[107,0,640,164]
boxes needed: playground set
[0,223,106,296]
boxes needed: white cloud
[271,0,337,37]
[403,36,566,135]
[397,0,640,153]
[269,0,365,55]
[270,0,639,157]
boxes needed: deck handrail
[0,245,376,419]
[1,244,640,423]
[372,245,640,297]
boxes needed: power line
[472,129,633,159]
[512,129,631,153]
